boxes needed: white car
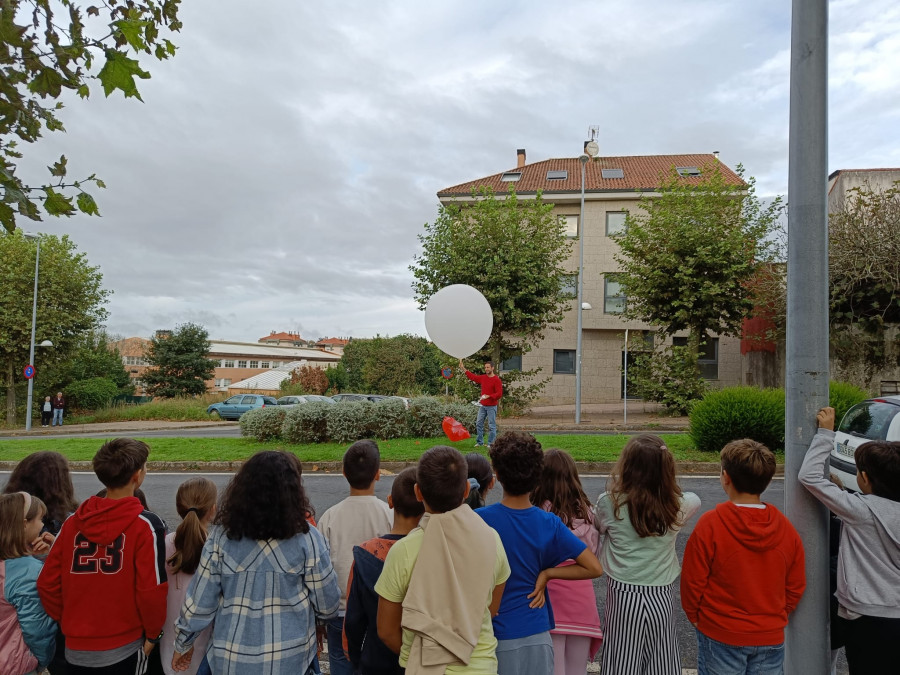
[277,395,336,407]
[830,396,900,492]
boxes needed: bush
[369,399,409,439]
[407,397,445,438]
[630,344,707,415]
[443,402,478,434]
[239,406,286,442]
[281,402,331,444]
[65,377,120,411]
[327,401,373,444]
[829,380,869,427]
[689,386,786,454]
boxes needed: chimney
[516,148,526,168]
[713,150,720,160]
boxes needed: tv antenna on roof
[585,125,600,158]
[588,125,599,142]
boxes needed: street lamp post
[23,232,41,431]
[574,154,589,424]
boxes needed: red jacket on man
[37,496,167,652]
[465,370,503,406]
[681,501,806,647]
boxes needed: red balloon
[442,416,471,442]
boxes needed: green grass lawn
[0,434,725,463]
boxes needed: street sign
[441,367,453,379]
[23,364,35,379]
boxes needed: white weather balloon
[424,285,493,358]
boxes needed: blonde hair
[166,477,217,575]
[0,492,46,559]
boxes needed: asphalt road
[0,470,845,673]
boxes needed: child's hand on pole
[816,407,835,431]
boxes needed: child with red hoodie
[681,439,806,675]
[38,438,168,674]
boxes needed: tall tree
[0,0,182,233]
[338,335,444,395]
[0,231,108,424]
[142,322,216,398]
[41,328,132,395]
[411,187,573,401]
[614,164,783,360]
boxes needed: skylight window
[546,170,568,180]
[601,168,625,179]
[676,166,702,177]
[501,172,522,182]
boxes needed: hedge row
[689,381,869,453]
[239,397,479,444]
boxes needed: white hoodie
[799,429,900,618]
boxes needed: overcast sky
[19,0,900,343]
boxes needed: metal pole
[575,154,588,423]
[785,0,829,671]
[623,329,628,427]
[25,237,40,431]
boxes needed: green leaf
[94,179,106,189]
[112,19,150,52]
[97,50,151,100]
[77,84,90,99]
[87,6,100,17]
[43,188,76,217]
[28,68,65,98]
[48,155,68,178]
[0,202,15,232]
[76,192,100,216]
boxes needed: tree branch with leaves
[0,0,182,232]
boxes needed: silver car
[830,396,900,492]
[277,395,336,407]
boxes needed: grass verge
[65,395,226,424]
[0,434,730,463]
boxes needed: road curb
[0,459,782,476]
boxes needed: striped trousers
[599,577,681,675]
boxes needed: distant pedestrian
[51,392,65,426]
[42,396,52,427]
[799,407,900,674]
[682,438,804,675]
[459,359,503,447]
[597,434,700,675]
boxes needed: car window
[263,397,279,405]
[225,396,241,404]
[240,396,257,404]
[839,401,900,440]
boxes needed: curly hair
[4,452,77,530]
[531,449,592,527]
[216,451,311,541]
[608,434,683,537]
[489,431,544,497]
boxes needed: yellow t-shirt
[374,526,510,674]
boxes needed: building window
[260,361,270,369]
[558,214,578,238]
[560,274,577,298]
[249,360,259,369]
[673,337,719,379]
[553,350,576,374]
[271,361,280,368]
[604,275,626,314]
[606,212,627,236]
[223,378,231,386]
[500,355,522,372]
[237,360,247,368]
[223,360,235,368]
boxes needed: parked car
[830,396,900,492]
[207,394,279,420]
[277,395,336,407]
[332,393,375,403]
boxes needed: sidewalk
[0,420,234,437]
[508,401,689,432]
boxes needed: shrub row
[240,397,479,444]
[689,381,869,453]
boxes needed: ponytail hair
[167,477,217,575]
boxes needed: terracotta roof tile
[316,338,349,346]
[258,331,303,342]
[438,154,744,197]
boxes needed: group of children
[0,405,897,675]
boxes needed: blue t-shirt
[476,503,587,640]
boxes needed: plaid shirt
[174,524,340,674]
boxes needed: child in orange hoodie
[681,439,805,675]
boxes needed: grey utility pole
[785,0,830,672]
